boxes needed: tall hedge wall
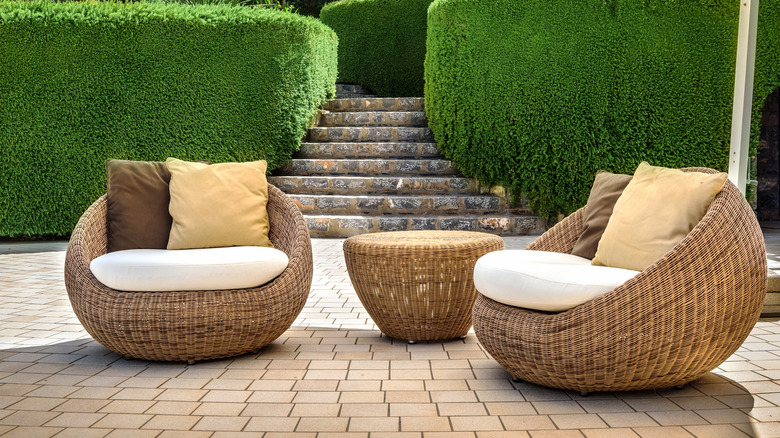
[320,0,432,97]
[425,0,780,219]
[0,1,337,238]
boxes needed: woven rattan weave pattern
[64,184,313,363]
[343,230,504,342]
[472,168,767,393]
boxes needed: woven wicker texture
[64,184,313,363]
[343,230,504,342]
[473,169,767,392]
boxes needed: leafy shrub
[0,0,337,238]
[425,0,780,219]
[320,0,432,97]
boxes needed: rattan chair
[472,169,767,393]
[64,184,313,363]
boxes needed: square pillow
[571,171,633,260]
[166,158,273,250]
[106,160,173,252]
[592,162,727,271]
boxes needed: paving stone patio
[1,236,780,437]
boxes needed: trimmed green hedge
[425,0,780,219]
[320,0,432,97]
[0,1,337,238]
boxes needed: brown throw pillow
[570,171,633,260]
[106,159,173,252]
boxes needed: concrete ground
[1,234,780,437]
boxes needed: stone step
[319,111,427,127]
[325,97,425,112]
[290,194,506,216]
[268,175,480,195]
[297,142,442,159]
[277,159,457,176]
[304,214,545,237]
[307,126,434,143]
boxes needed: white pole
[728,0,759,195]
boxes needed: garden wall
[0,1,337,238]
[425,0,780,219]
[320,0,432,97]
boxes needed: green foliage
[425,0,780,220]
[321,0,432,97]
[0,0,337,238]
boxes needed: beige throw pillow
[592,162,727,271]
[166,158,273,250]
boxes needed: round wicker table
[343,230,504,343]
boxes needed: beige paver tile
[631,426,694,437]
[389,403,438,417]
[154,389,206,402]
[598,412,658,428]
[582,428,640,438]
[348,416,400,431]
[292,391,340,404]
[157,431,211,438]
[141,414,200,430]
[91,413,153,429]
[99,400,155,414]
[159,379,209,390]
[191,415,249,431]
[370,433,422,438]
[2,426,63,438]
[7,397,65,411]
[477,432,531,438]
[693,408,751,424]
[295,417,349,432]
[51,427,112,438]
[199,390,251,403]
[382,381,426,391]
[532,400,586,415]
[338,391,385,403]
[500,415,557,431]
[550,413,609,429]
[44,412,103,428]
[68,387,121,400]
[240,402,294,417]
[450,415,503,431]
[53,399,111,413]
[385,391,431,403]
[337,380,382,392]
[245,391,296,403]
[748,406,780,421]
[104,428,161,437]
[290,403,341,417]
[191,402,246,416]
[340,403,389,417]
[145,401,200,415]
[528,431,585,438]
[292,380,339,392]
[430,390,478,403]
[437,402,488,416]
[243,416,300,432]
[0,411,60,427]
[400,416,452,432]
[681,424,751,437]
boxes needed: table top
[342,230,505,256]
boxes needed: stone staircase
[269,84,545,238]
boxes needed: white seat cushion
[474,250,640,312]
[90,246,289,292]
